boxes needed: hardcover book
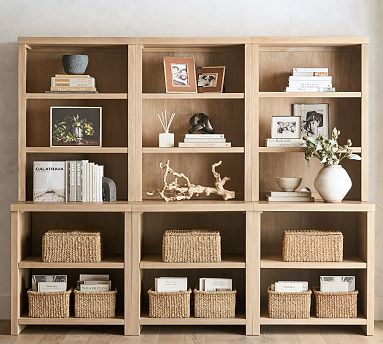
[200,278,232,291]
[32,275,67,291]
[38,282,67,292]
[155,277,188,292]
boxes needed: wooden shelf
[19,315,124,325]
[140,315,246,325]
[260,315,367,325]
[143,147,244,154]
[19,255,124,269]
[259,92,361,98]
[25,147,128,154]
[255,201,374,212]
[142,93,244,99]
[140,255,245,269]
[261,255,366,269]
[259,147,362,153]
[26,93,128,100]
[10,201,132,212]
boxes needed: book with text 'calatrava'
[33,161,65,202]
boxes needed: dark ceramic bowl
[62,54,89,75]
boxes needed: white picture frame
[271,116,301,139]
[293,103,329,140]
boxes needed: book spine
[266,142,305,147]
[99,165,104,202]
[293,71,328,76]
[286,87,335,92]
[178,142,231,147]
[289,76,332,81]
[266,196,314,202]
[69,161,76,202]
[55,74,91,78]
[288,81,332,88]
[293,67,328,73]
[92,164,96,202]
[270,192,311,197]
[80,284,110,292]
[81,161,87,202]
[184,134,224,138]
[50,86,97,92]
[65,161,68,202]
[76,161,81,202]
[184,138,226,143]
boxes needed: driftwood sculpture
[147,160,235,201]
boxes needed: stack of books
[32,275,67,292]
[271,281,308,292]
[265,138,305,148]
[178,134,231,148]
[266,190,314,202]
[78,274,112,292]
[48,74,97,93]
[285,68,335,92]
[33,160,104,203]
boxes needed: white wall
[0,0,382,319]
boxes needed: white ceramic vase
[314,165,352,203]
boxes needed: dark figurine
[188,113,215,134]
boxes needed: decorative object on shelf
[74,289,117,318]
[102,177,117,202]
[162,230,221,263]
[304,128,361,202]
[194,289,236,318]
[271,116,301,139]
[314,289,358,318]
[282,230,343,262]
[50,106,102,146]
[275,177,302,192]
[188,113,215,134]
[148,289,191,318]
[293,103,329,140]
[146,160,235,201]
[285,67,335,92]
[157,110,176,147]
[27,289,72,318]
[197,66,225,93]
[49,74,97,93]
[42,230,102,263]
[266,187,314,202]
[163,56,197,93]
[63,54,89,75]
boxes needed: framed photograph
[163,57,197,93]
[50,106,102,147]
[293,103,329,140]
[271,116,301,139]
[196,66,225,93]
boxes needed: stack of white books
[271,281,309,293]
[32,275,67,292]
[78,274,112,292]
[320,276,355,292]
[179,134,231,148]
[265,138,306,148]
[285,68,335,92]
[155,277,188,292]
[266,190,314,202]
[33,160,104,203]
[48,74,97,93]
[199,278,232,291]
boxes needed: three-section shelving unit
[11,36,374,336]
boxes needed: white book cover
[184,134,224,139]
[178,142,231,148]
[87,162,91,202]
[289,76,332,81]
[76,161,82,201]
[69,161,76,202]
[288,81,332,88]
[33,161,66,202]
[275,281,308,292]
[84,280,111,288]
[32,275,67,291]
[286,87,335,92]
[38,282,67,292]
[203,278,232,292]
[320,276,355,292]
[266,138,305,143]
[269,191,311,197]
[293,71,328,76]
[99,165,104,202]
[81,160,88,202]
[155,277,188,292]
[184,138,226,143]
[80,284,110,292]
[293,67,328,73]
[266,195,314,202]
[266,142,305,147]
[92,163,97,202]
[199,278,205,291]
[88,162,94,202]
[64,161,68,202]
[79,274,109,281]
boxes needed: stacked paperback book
[48,74,97,93]
[33,161,104,202]
[77,274,112,292]
[265,138,305,148]
[266,190,314,202]
[285,68,335,92]
[178,134,231,148]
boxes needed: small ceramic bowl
[63,54,89,75]
[275,177,302,192]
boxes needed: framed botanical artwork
[50,106,102,147]
[196,66,225,93]
[271,116,301,139]
[163,57,197,93]
[293,103,329,140]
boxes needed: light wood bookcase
[11,37,374,336]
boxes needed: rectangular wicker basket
[28,289,72,318]
[74,289,117,318]
[282,230,343,262]
[42,230,102,263]
[268,288,312,319]
[314,290,358,318]
[194,289,236,318]
[148,289,191,318]
[162,229,221,263]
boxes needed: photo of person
[197,73,218,87]
[293,104,329,140]
[271,116,301,138]
[276,121,297,135]
[171,63,189,86]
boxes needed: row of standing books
[48,74,98,93]
[285,68,336,92]
[178,134,231,148]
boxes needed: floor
[1,322,383,344]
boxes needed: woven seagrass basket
[314,290,358,318]
[74,289,117,318]
[42,230,102,263]
[148,289,191,318]
[282,230,343,262]
[162,229,221,263]
[28,289,72,318]
[268,288,312,319]
[194,289,236,318]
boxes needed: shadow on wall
[0,42,18,319]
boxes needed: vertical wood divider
[361,43,369,201]
[10,211,20,335]
[365,211,374,335]
[244,44,252,202]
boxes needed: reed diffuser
[157,110,176,147]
